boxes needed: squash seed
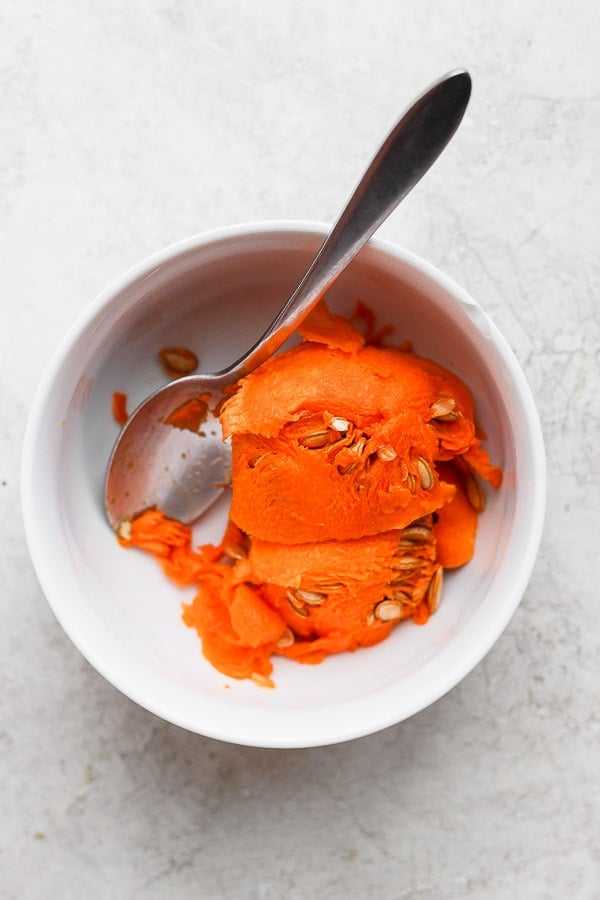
[389,576,412,587]
[300,431,331,449]
[224,543,247,560]
[392,556,422,571]
[349,438,367,456]
[398,539,422,550]
[417,457,434,490]
[430,397,456,418]
[158,346,199,376]
[291,588,326,606]
[276,627,295,649]
[117,519,132,541]
[286,591,309,617]
[329,416,351,432]
[388,589,412,604]
[406,473,418,493]
[400,524,431,544]
[374,599,403,622]
[251,673,275,688]
[377,444,397,462]
[426,567,444,613]
[465,471,486,512]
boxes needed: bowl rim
[21,220,546,747]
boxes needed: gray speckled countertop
[2,2,599,897]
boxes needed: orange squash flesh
[118,302,501,684]
[220,329,499,544]
[432,463,479,568]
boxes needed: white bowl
[21,222,545,748]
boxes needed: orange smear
[164,394,211,433]
[112,391,129,426]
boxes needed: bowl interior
[23,225,544,747]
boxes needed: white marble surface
[2,1,599,897]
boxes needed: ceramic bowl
[21,222,545,747]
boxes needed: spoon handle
[223,69,471,380]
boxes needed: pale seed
[392,555,422,571]
[465,471,486,512]
[291,588,326,606]
[400,524,432,544]
[435,410,461,422]
[286,591,309,616]
[426,567,444,613]
[315,581,344,591]
[224,543,246,560]
[300,431,330,449]
[430,397,456,418]
[417,457,434,490]
[388,589,412,604]
[330,416,351,432]
[406,473,417,493]
[251,673,275,688]
[117,519,132,541]
[377,444,397,462]
[158,347,199,375]
[337,438,367,475]
[276,627,295,649]
[399,539,420,550]
[349,438,366,456]
[374,599,403,622]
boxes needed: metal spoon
[105,69,471,528]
